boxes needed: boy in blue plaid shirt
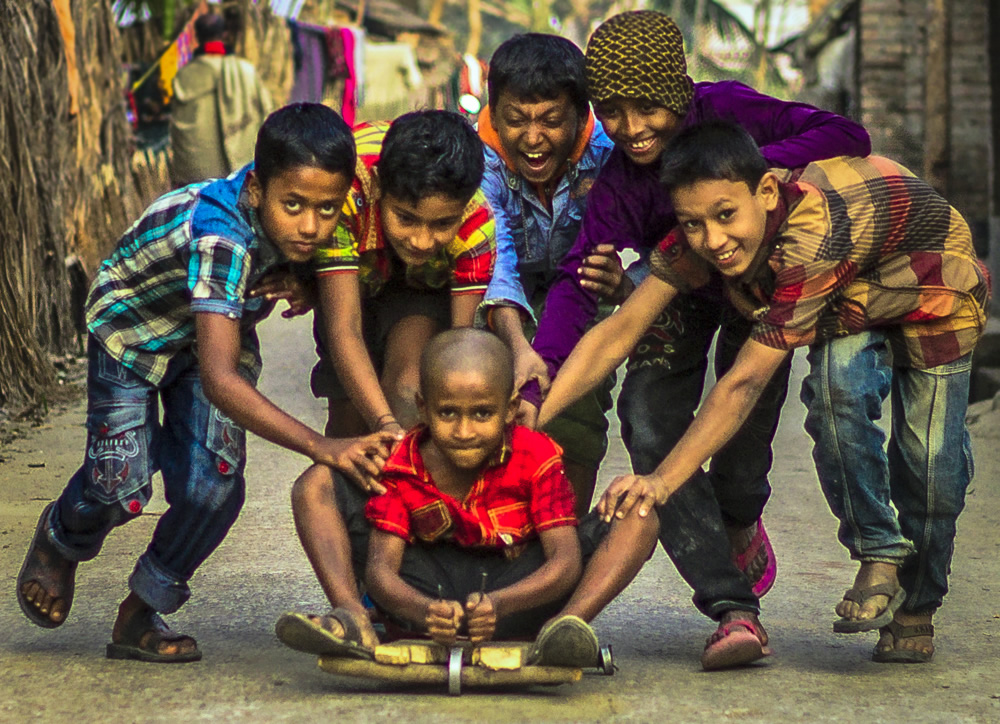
[17,103,396,663]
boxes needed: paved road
[2,313,999,722]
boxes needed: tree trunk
[427,0,446,26]
[923,0,950,194]
[466,0,482,56]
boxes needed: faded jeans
[618,297,791,618]
[46,336,247,613]
[800,331,974,613]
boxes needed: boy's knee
[291,465,336,513]
[383,373,420,414]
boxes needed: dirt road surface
[3,313,999,722]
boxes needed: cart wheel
[597,644,615,675]
[448,646,463,695]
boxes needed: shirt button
[127,500,142,514]
[506,175,519,190]
[98,424,110,436]
[218,461,231,474]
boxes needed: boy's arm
[597,338,790,521]
[705,81,871,166]
[365,529,464,645]
[317,272,402,434]
[491,306,551,398]
[465,524,581,643]
[194,312,393,486]
[538,274,678,428]
[481,525,581,619]
[450,292,483,328]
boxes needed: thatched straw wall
[0,0,139,412]
[0,0,293,415]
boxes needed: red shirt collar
[202,41,227,55]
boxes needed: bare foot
[111,593,198,658]
[875,611,934,659]
[836,562,899,623]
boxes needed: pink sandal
[731,518,776,598]
[700,619,771,671]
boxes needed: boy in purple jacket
[523,11,872,669]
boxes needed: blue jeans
[618,297,790,618]
[45,336,247,613]
[800,331,974,613]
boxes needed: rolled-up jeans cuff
[852,553,911,565]
[129,554,191,614]
[47,504,104,563]
[703,599,760,620]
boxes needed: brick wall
[859,0,991,252]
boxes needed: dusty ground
[2,312,999,723]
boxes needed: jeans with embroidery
[617,297,790,619]
[801,331,973,613]
[46,336,247,613]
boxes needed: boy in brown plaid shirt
[539,121,989,666]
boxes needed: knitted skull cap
[585,10,694,117]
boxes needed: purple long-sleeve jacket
[524,80,871,407]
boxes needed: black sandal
[17,502,77,629]
[275,608,375,659]
[871,620,934,663]
[106,608,202,663]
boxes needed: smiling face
[379,192,468,267]
[418,367,517,474]
[594,97,683,166]
[248,166,351,263]
[671,175,779,277]
[493,90,583,186]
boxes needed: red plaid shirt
[365,425,577,551]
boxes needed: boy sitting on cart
[279,328,658,667]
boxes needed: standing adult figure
[525,11,872,669]
[169,13,273,188]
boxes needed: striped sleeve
[189,235,252,317]
[649,227,714,293]
[314,188,363,275]
[448,190,496,295]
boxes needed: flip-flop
[275,608,375,660]
[701,620,770,671]
[730,518,776,598]
[528,614,598,668]
[871,620,935,663]
[17,502,77,629]
[833,582,906,633]
[106,608,202,663]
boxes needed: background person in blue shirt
[17,103,395,663]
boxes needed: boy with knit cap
[524,10,872,670]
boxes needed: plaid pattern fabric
[651,155,990,369]
[86,166,284,385]
[313,122,496,298]
[366,425,577,550]
[585,11,694,116]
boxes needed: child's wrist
[374,412,398,430]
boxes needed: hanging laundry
[355,41,423,123]
[288,21,328,103]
